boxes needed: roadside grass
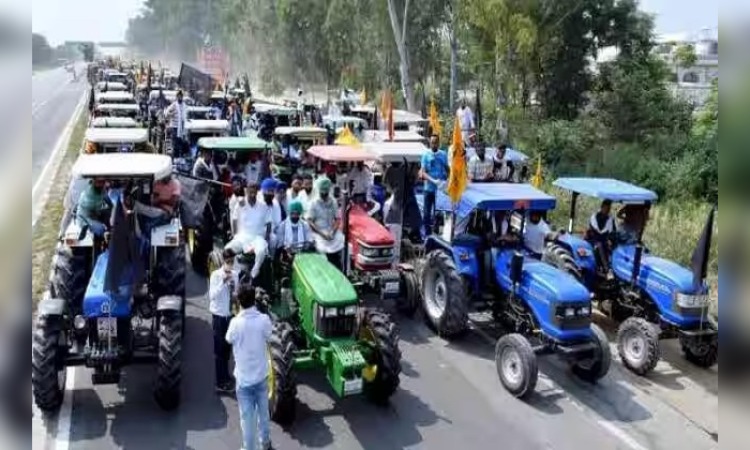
[547,187,719,318]
[30,111,88,308]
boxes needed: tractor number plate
[97,318,118,338]
[344,378,363,396]
[384,282,400,294]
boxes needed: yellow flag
[335,126,361,146]
[531,156,543,188]
[360,88,367,105]
[380,90,392,121]
[428,99,442,137]
[446,120,468,203]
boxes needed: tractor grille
[317,316,357,339]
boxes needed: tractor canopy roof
[96,103,139,112]
[362,130,426,143]
[553,178,658,203]
[364,142,427,163]
[95,91,135,102]
[436,183,557,218]
[306,145,375,162]
[95,81,127,91]
[148,90,186,102]
[72,153,172,180]
[197,136,269,151]
[348,204,395,246]
[274,126,327,139]
[253,103,298,116]
[187,106,214,114]
[90,117,138,128]
[185,119,229,133]
[103,69,127,77]
[293,253,357,306]
[85,127,148,144]
[323,115,366,127]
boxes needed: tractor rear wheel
[495,334,538,399]
[50,245,88,314]
[543,244,583,281]
[679,333,718,368]
[572,324,611,383]
[362,310,401,405]
[398,271,419,318]
[155,246,187,327]
[268,322,297,425]
[154,311,182,411]
[617,317,660,376]
[31,318,66,413]
[421,250,469,338]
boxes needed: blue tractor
[419,183,610,398]
[547,178,718,375]
[32,154,186,413]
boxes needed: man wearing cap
[277,201,314,262]
[306,177,345,268]
[228,181,273,281]
[258,178,283,253]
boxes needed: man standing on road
[226,284,274,450]
[420,134,449,236]
[164,90,188,157]
[209,249,239,393]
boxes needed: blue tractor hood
[613,245,698,295]
[517,258,592,303]
[83,250,134,319]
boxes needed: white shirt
[347,166,373,197]
[232,199,272,237]
[457,106,475,131]
[226,307,273,387]
[244,161,264,185]
[165,101,188,137]
[468,155,495,181]
[524,219,552,255]
[208,267,239,317]
[286,188,308,211]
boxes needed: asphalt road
[31,65,88,186]
[41,264,718,450]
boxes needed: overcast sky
[26,0,728,46]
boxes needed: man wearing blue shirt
[420,134,449,235]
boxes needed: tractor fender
[424,235,451,255]
[37,297,65,317]
[157,296,183,312]
[555,234,596,272]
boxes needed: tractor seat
[453,233,484,248]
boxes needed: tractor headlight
[578,306,591,316]
[360,246,379,257]
[344,305,358,316]
[564,307,576,318]
[325,307,339,318]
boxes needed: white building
[655,29,718,106]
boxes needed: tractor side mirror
[509,252,524,284]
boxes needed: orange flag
[446,119,468,203]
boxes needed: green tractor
[259,251,402,423]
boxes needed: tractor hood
[83,251,134,318]
[613,246,697,295]
[292,253,358,307]
[347,204,394,246]
[520,259,592,304]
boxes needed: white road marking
[54,367,76,450]
[32,90,87,227]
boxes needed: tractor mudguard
[494,249,593,342]
[82,251,133,319]
[424,235,450,255]
[612,245,709,327]
[555,234,596,273]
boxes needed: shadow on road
[70,315,229,450]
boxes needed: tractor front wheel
[31,319,66,413]
[362,310,401,405]
[50,245,88,314]
[421,251,469,338]
[617,317,660,376]
[572,324,612,383]
[679,333,718,368]
[268,322,297,425]
[154,311,182,411]
[495,334,538,399]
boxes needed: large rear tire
[572,324,612,383]
[154,246,186,299]
[543,244,583,281]
[361,310,401,405]
[617,317,660,376]
[421,250,469,338]
[50,246,88,314]
[495,334,538,399]
[31,318,66,413]
[154,311,182,411]
[268,322,297,425]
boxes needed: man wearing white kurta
[306,177,345,265]
[227,182,272,280]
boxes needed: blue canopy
[553,178,658,203]
[436,183,556,218]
